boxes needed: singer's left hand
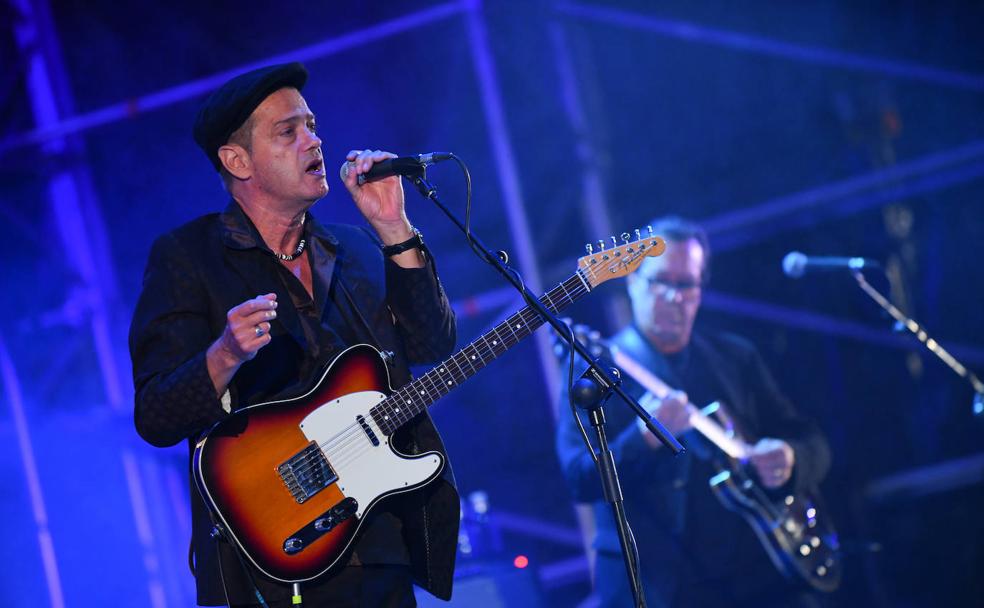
[343,149,415,244]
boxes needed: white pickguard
[299,391,444,518]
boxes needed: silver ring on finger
[255,325,265,337]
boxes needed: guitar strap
[333,238,437,359]
[335,274,387,354]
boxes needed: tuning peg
[585,243,593,254]
[635,228,641,241]
[597,239,605,251]
[621,232,631,244]
[610,236,617,248]
[647,225,654,237]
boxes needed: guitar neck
[370,271,593,435]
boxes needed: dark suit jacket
[130,201,459,605]
[555,325,831,606]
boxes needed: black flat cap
[193,62,309,171]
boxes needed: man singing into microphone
[556,216,831,607]
[130,62,458,607]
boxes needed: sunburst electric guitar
[192,232,665,584]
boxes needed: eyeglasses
[643,277,702,300]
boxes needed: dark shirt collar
[620,322,695,385]
[219,199,339,253]
[628,322,694,359]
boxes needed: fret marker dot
[492,340,498,345]
[471,355,476,360]
[406,399,411,404]
[396,408,401,413]
[447,381,452,385]
[419,390,425,395]
[384,415,389,420]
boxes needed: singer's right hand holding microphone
[341,149,424,269]
[637,390,696,449]
[341,149,409,234]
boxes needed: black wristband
[381,228,424,257]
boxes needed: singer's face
[245,88,328,207]
[627,238,704,354]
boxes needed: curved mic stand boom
[852,270,984,416]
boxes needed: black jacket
[130,201,459,605]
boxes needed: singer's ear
[218,144,251,181]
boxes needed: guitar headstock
[577,229,666,288]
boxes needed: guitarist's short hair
[647,215,712,284]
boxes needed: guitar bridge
[277,441,337,504]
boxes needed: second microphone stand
[852,270,984,416]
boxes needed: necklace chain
[276,238,306,261]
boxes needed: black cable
[211,524,270,608]
[562,322,599,466]
[450,153,485,261]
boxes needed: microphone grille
[782,251,807,278]
[339,161,352,182]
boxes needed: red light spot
[513,555,529,569]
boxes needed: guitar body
[709,459,842,592]
[192,344,445,583]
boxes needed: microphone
[782,251,881,278]
[339,152,452,185]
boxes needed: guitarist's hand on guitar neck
[747,437,796,488]
[636,389,697,449]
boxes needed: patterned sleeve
[129,233,229,447]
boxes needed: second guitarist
[555,216,832,608]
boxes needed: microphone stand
[408,169,684,608]
[852,270,984,416]
[571,366,648,607]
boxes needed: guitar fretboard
[370,270,592,435]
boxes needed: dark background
[1,1,982,606]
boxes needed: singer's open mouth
[305,159,324,175]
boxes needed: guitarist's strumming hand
[206,293,278,395]
[637,389,697,449]
[747,438,796,488]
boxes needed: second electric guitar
[559,326,842,592]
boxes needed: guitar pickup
[277,441,337,504]
[357,415,380,446]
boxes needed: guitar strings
[285,271,599,482]
[285,276,598,484]
[283,264,606,481]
